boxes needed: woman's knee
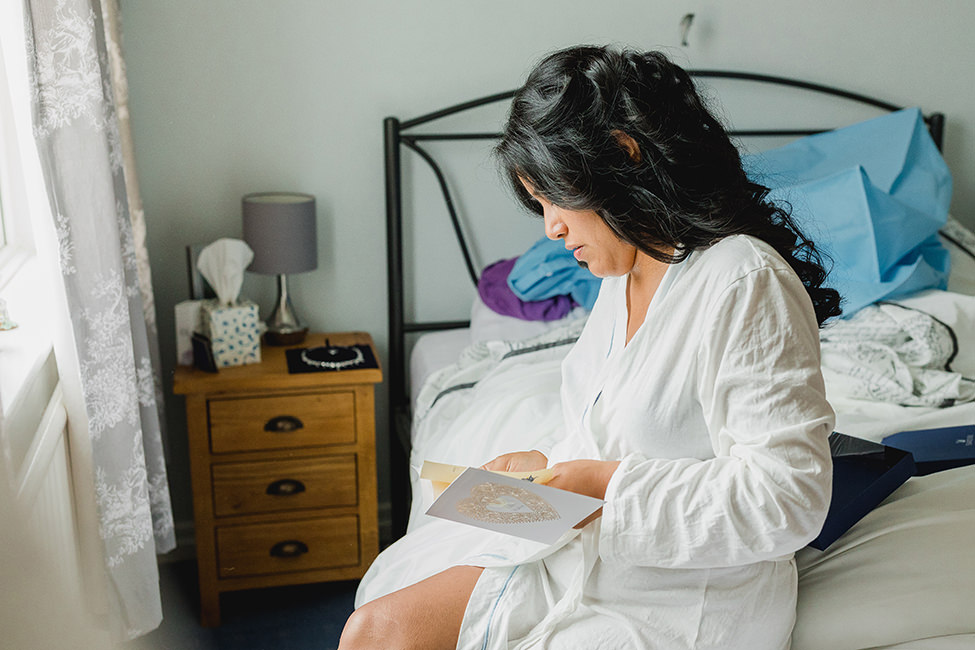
[340,566,482,650]
[338,601,396,650]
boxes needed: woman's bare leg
[338,565,483,650]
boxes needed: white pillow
[469,294,588,344]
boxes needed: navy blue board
[809,433,916,551]
[883,425,975,476]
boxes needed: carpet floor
[127,560,357,650]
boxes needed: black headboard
[383,70,946,541]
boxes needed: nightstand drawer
[212,455,358,517]
[216,516,360,579]
[208,392,356,453]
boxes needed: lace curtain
[23,0,175,639]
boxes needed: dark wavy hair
[495,46,842,326]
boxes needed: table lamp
[242,192,318,346]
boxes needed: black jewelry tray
[285,343,378,374]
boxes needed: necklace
[300,345,364,370]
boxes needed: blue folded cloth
[743,108,952,316]
[507,237,601,310]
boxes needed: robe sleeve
[597,266,834,569]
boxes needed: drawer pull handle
[269,540,309,558]
[264,415,304,433]
[266,479,306,496]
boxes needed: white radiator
[15,383,85,603]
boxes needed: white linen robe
[456,235,835,650]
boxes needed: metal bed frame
[383,70,946,540]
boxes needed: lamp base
[264,327,309,346]
[263,273,309,346]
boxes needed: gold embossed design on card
[456,482,561,524]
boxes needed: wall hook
[679,13,695,47]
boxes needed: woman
[340,46,840,650]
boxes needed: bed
[370,69,975,649]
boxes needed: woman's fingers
[481,450,548,472]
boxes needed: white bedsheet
[794,467,975,650]
[821,302,975,407]
[825,290,975,442]
[408,328,471,407]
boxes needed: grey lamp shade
[242,192,318,274]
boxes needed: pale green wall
[120,0,975,542]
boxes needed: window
[0,80,11,251]
[0,0,60,416]
[0,45,10,253]
[0,190,8,249]
[0,4,36,282]
[0,77,16,268]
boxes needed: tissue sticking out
[196,238,254,307]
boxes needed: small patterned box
[200,300,262,367]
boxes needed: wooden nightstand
[173,331,382,626]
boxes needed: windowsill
[0,244,31,292]
[0,252,57,444]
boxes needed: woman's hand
[547,460,621,528]
[547,460,620,500]
[481,450,548,473]
[481,455,620,529]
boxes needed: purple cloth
[478,258,576,321]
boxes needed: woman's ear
[611,130,642,163]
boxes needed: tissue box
[882,425,975,476]
[808,432,916,551]
[200,300,262,367]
